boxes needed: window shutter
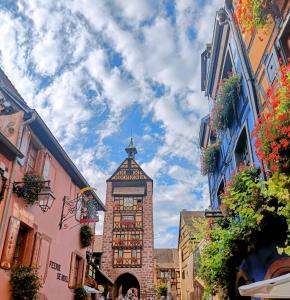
[34,149,46,176]
[42,154,51,180]
[0,216,20,269]
[18,129,31,166]
[80,258,87,286]
[31,233,42,267]
[266,49,279,84]
[68,252,76,288]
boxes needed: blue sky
[0,0,223,247]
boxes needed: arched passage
[113,273,140,299]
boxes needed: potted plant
[201,143,220,175]
[14,174,45,206]
[10,265,42,300]
[211,74,242,132]
[74,286,87,300]
[155,283,167,298]
[80,225,93,248]
[235,0,281,35]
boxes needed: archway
[113,273,140,299]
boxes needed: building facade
[199,1,289,298]
[0,68,105,299]
[154,248,180,300]
[101,140,154,299]
[178,210,205,300]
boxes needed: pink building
[0,68,105,299]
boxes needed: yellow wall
[178,218,195,300]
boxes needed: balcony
[112,238,142,248]
[114,221,142,230]
[113,257,141,267]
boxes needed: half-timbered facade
[101,139,154,299]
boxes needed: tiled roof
[93,235,103,253]
[154,248,179,269]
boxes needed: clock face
[124,197,133,207]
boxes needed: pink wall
[0,120,93,299]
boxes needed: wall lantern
[38,185,56,212]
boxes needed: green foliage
[198,166,289,298]
[80,225,93,248]
[201,143,219,175]
[10,265,42,300]
[190,217,208,247]
[211,74,242,132]
[14,174,45,205]
[155,283,167,296]
[74,287,87,300]
[262,172,290,254]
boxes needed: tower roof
[125,137,137,159]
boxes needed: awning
[113,186,145,195]
[239,273,290,298]
[84,285,101,294]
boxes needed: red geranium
[252,62,290,174]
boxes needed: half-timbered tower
[101,139,154,299]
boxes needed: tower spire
[125,137,137,159]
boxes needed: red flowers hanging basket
[252,62,290,174]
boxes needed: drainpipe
[218,6,260,121]
[0,110,37,249]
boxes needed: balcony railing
[114,257,141,267]
[112,238,142,247]
[114,204,142,211]
[114,221,142,229]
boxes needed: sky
[0,0,223,248]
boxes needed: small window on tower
[131,249,137,257]
[118,249,123,257]
[126,169,133,175]
[124,197,133,207]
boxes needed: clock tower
[101,139,154,299]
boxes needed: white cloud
[0,0,223,247]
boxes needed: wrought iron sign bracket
[59,195,81,230]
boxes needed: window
[73,256,82,287]
[235,128,251,168]
[12,225,29,267]
[42,154,51,180]
[26,143,38,173]
[160,270,169,279]
[122,215,134,221]
[181,248,186,261]
[171,269,176,279]
[131,249,137,258]
[182,270,185,279]
[124,197,133,207]
[118,249,123,257]
[265,49,279,84]
[69,253,85,288]
[277,17,290,63]
[222,51,233,80]
[217,180,225,207]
